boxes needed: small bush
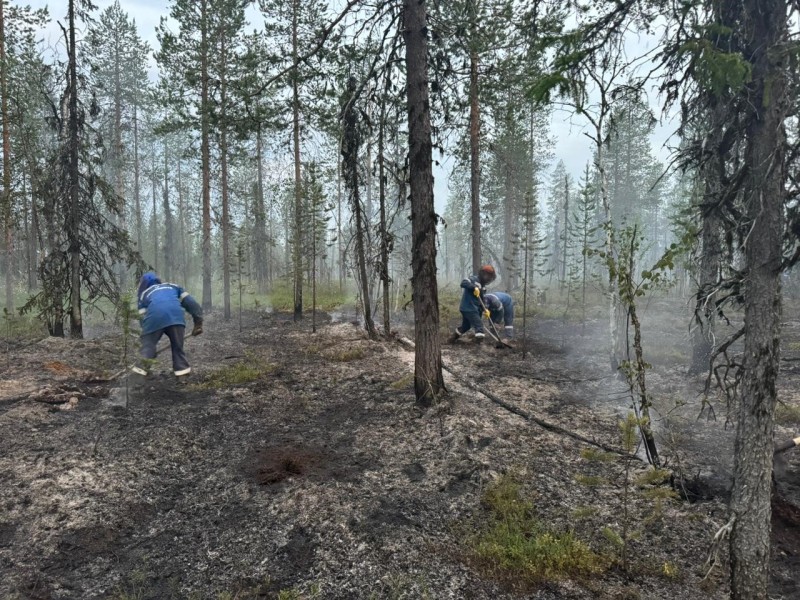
[776,402,800,425]
[634,468,671,487]
[2,310,47,341]
[469,475,605,587]
[579,448,617,463]
[197,357,275,389]
[328,347,365,362]
[390,373,414,390]
[572,506,599,520]
[661,561,679,579]
[575,474,607,487]
[277,583,320,600]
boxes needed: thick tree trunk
[402,0,445,405]
[220,38,231,321]
[729,1,788,597]
[67,0,82,338]
[561,175,569,289]
[291,0,303,321]
[378,112,391,337]
[502,159,516,288]
[1,0,12,312]
[690,188,722,374]
[469,47,481,275]
[177,159,188,285]
[113,31,126,290]
[596,141,619,370]
[200,0,212,309]
[337,148,344,290]
[133,102,142,254]
[353,185,377,339]
[22,177,34,291]
[254,123,267,293]
[162,140,174,281]
[151,145,158,272]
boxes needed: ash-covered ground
[0,301,798,599]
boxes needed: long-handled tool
[476,295,513,349]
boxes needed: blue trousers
[139,325,190,375]
[458,311,485,335]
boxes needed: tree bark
[561,174,570,290]
[151,143,158,272]
[162,139,175,281]
[1,0,13,312]
[469,45,481,275]
[690,184,722,374]
[67,0,82,338]
[291,0,303,321]
[402,0,445,405]
[729,1,788,597]
[200,0,212,309]
[113,25,126,290]
[133,101,142,254]
[177,158,188,284]
[254,122,267,293]
[220,36,231,321]
[378,101,391,337]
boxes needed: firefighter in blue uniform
[484,292,515,341]
[132,272,203,377]
[450,264,496,343]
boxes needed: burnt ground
[0,301,798,599]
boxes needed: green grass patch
[579,448,617,463]
[634,468,671,487]
[777,402,800,425]
[1,311,47,341]
[327,347,365,362]
[571,506,599,520]
[786,341,800,353]
[390,373,414,390]
[268,280,350,313]
[468,475,605,588]
[197,356,276,389]
[575,474,607,487]
[277,583,321,600]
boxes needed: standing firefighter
[484,292,515,342]
[451,264,496,343]
[132,272,203,377]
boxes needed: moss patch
[467,475,605,589]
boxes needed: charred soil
[0,305,797,599]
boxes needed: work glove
[483,309,490,319]
[191,320,203,337]
[473,286,482,298]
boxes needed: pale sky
[24,0,677,213]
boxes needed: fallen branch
[397,336,638,459]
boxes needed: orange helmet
[478,264,496,283]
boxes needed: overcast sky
[25,0,677,213]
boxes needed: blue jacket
[459,275,486,313]
[137,272,203,335]
[484,292,514,326]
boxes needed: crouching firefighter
[450,264,496,344]
[484,292,515,342]
[132,272,204,377]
